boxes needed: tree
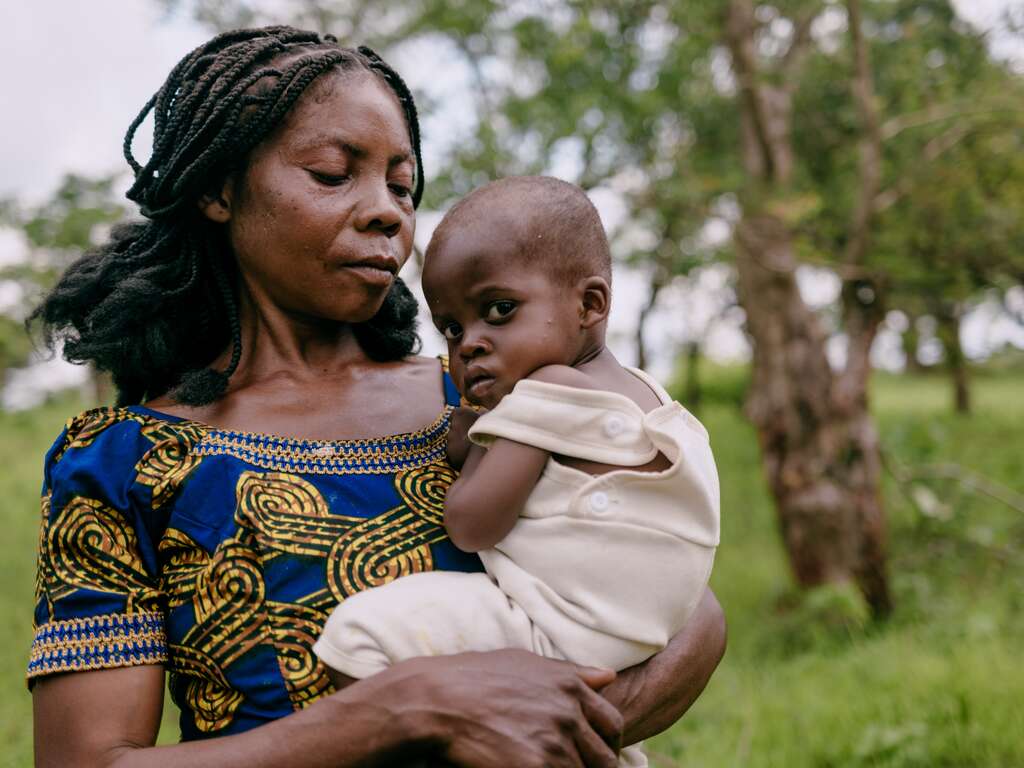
[166,0,1024,616]
[797,0,1024,414]
[1,174,126,403]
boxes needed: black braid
[31,27,425,406]
[357,46,426,206]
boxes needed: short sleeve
[28,408,171,683]
[467,379,660,466]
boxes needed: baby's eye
[484,301,517,323]
[442,321,463,341]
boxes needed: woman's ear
[578,276,611,329]
[198,177,235,223]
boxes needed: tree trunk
[901,316,924,373]
[937,308,970,414]
[734,215,892,617]
[682,340,702,413]
[724,0,892,618]
[635,274,665,371]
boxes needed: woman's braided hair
[31,27,425,407]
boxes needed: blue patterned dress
[28,363,482,740]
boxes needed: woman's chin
[317,293,392,325]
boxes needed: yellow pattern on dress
[35,493,53,616]
[170,642,245,733]
[157,462,459,724]
[56,408,148,461]
[46,496,162,614]
[234,472,359,559]
[267,600,334,708]
[135,420,206,509]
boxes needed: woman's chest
[154,455,481,737]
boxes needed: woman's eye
[485,301,516,322]
[442,322,463,341]
[309,171,350,186]
[389,183,411,198]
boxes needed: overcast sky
[2,0,1021,203]
[1,1,1022,405]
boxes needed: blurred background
[2,1,1023,765]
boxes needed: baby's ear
[578,276,611,329]
[198,176,236,223]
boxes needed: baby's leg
[314,570,559,679]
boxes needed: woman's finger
[575,665,617,690]
[568,709,620,768]
[577,683,625,750]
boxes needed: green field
[2,371,1022,767]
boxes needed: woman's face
[220,70,417,325]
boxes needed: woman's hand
[365,649,624,768]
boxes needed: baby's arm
[446,406,481,469]
[444,366,598,552]
[444,437,548,552]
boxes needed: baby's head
[422,176,612,408]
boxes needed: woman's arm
[34,651,625,768]
[600,588,726,745]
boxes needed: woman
[29,27,725,767]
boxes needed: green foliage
[793,0,1024,324]
[644,369,1024,767]
[0,315,33,375]
[0,174,125,378]
[171,0,1023,348]
[1,174,125,291]
[668,356,750,408]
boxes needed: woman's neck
[226,285,372,384]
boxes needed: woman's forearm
[37,651,625,768]
[601,588,726,745]
[107,695,430,768]
[34,664,436,768]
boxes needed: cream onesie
[315,368,720,768]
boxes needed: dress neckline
[128,357,459,450]
[128,403,454,450]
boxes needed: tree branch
[843,0,882,268]
[780,8,821,89]
[724,0,779,181]
[874,121,975,214]
[835,0,885,401]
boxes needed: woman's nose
[353,179,403,237]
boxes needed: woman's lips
[340,254,398,288]
[342,263,396,287]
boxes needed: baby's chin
[464,380,514,411]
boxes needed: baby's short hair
[430,176,612,286]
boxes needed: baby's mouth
[464,373,496,402]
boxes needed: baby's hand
[447,407,481,469]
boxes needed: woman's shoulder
[45,405,208,498]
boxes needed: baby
[314,176,720,767]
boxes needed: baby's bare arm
[445,407,481,469]
[444,437,548,552]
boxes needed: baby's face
[422,218,583,409]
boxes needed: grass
[647,366,1024,767]
[2,370,1022,766]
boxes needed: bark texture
[937,308,971,414]
[725,0,892,616]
